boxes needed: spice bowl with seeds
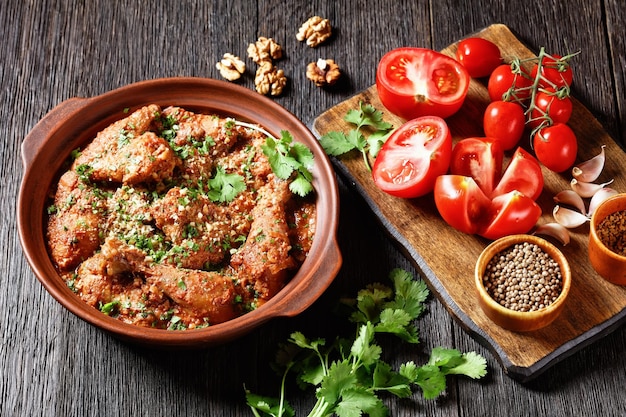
[474,234,571,332]
[589,193,626,285]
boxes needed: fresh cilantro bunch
[246,268,487,417]
[262,130,315,197]
[319,102,394,171]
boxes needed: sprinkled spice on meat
[46,105,316,330]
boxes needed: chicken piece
[73,105,178,184]
[73,251,114,307]
[47,170,107,270]
[286,198,317,262]
[231,177,295,303]
[103,236,237,325]
[141,265,238,325]
[161,106,240,158]
[150,187,235,269]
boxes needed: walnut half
[254,61,287,96]
[247,36,283,64]
[296,16,332,47]
[306,58,341,87]
[215,53,246,81]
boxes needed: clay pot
[18,77,342,347]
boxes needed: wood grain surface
[3,1,626,417]
[312,23,626,380]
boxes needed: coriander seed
[482,242,563,312]
[596,209,626,256]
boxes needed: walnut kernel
[296,16,332,47]
[247,36,283,64]
[254,61,287,96]
[306,58,341,87]
[215,53,246,81]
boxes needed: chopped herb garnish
[99,300,120,316]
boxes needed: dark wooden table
[3,1,625,416]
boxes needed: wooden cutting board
[311,23,626,382]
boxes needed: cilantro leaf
[443,351,488,379]
[335,387,382,417]
[245,391,295,417]
[207,166,246,203]
[261,131,315,197]
[319,101,394,171]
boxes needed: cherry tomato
[434,175,492,235]
[376,47,470,120]
[528,92,573,129]
[479,191,542,240]
[483,101,526,150]
[449,137,503,196]
[372,116,452,198]
[487,64,532,103]
[533,123,578,172]
[491,147,544,201]
[455,37,502,78]
[531,54,573,89]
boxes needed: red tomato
[449,137,503,196]
[479,191,542,240]
[435,138,544,240]
[372,116,452,198]
[531,54,573,89]
[434,175,492,235]
[491,147,544,201]
[483,101,526,150]
[455,37,502,78]
[533,123,578,172]
[528,92,573,129]
[376,47,470,120]
[487,64,533,103]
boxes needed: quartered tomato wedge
[491,147,544,200]
[479,191,542,240]
[449,137,503,196]
[433,175,492,235]
[372,116,452,198]
[376,47,470,120]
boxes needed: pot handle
[21,97,89,169]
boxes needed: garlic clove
[570,178,614,198]
[553,205,590,228]
[587,187,618,217]
[533,222,571,245]
[553,190,586,215]
[572,145,606,183]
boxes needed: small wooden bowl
[474,234,571,332]
[589,193,626,285]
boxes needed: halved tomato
[372,116,452,198]
[376,47,470,120]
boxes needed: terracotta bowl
[18,77,342,347]
[474,234,571,332]
[589,193,626,285]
